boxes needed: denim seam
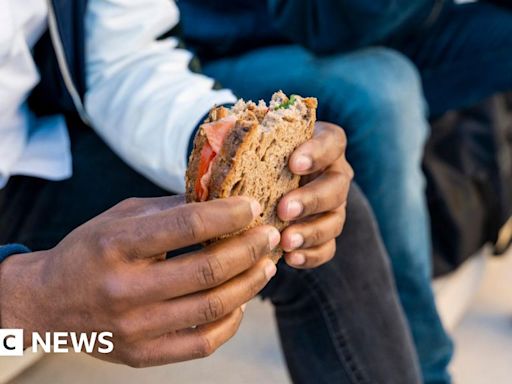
[300,270,371,384]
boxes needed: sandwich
[186,91,317,261]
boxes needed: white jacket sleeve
[84,0,236,193]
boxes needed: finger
[297,152,353,188]
[285,239,337,269]
[289,122,346,175]
[121,257,276,340]
[280,207,346,252]
[278,169,350,221]
[121,226,280,304]
[118,309,244,367]
[115,196,262,258]
[107,195,186,218]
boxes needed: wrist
[0,250,48,348]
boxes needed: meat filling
[195,116,236,201]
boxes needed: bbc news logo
[0,329,114,356]
[0,329,23,356]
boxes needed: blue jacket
[179,0,435,58]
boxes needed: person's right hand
[0,196,279,367]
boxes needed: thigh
[204,45,422,123]
[0,121,168,251]
[394,1,512,116]
[204,45,323,105]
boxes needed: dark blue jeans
[0,124,421,383]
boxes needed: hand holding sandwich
[279,121,353,268]
[0,196,278,367]
[186,92,352,270]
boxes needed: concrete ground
[450,250,512,383]
[8,250,512,384]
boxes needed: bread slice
[186,91,317,261]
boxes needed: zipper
[46,0,91,125]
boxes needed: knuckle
[336,126,347,147]
[195,254,225,287]
[100,275,128,311]
[96,232,117,256]
[306,193,321,215]
[117,197,142,210]
[176,209,207,242]
[113,316,135,341]
[96,228,129,259]
[122,348,147,368]
[334,215,345,238]
[330,173,348,207]
[200,294,225,323]
[308,227,322,246]
[244,237,263,264]
[302,227,322,248]
[332,171,347,190]
[248,272,265,297]
[196,333,216,358]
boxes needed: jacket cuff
[0,244,31,263]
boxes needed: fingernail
[294,155,313,172]
[241,303,248,313]
[289,233,304,249]
[268,228,281,249]
[286,201,303,219]
[250,200,262,217]
[288,253,306,266]
[264,260,277,280]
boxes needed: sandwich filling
[194,93,302,201]
[195,116,236,201]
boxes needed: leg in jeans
[392,0,512,116]
[203,46,453,383]
[262,183,421,384]
[0,124,420,383]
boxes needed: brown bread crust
[186,93,317,262]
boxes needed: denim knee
[323,48,429,165]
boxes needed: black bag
[424,94,512,277]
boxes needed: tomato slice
[195,142,216,200]
[194,116,236,201]
[202,116,237,153]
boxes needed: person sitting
[0,0,420,382]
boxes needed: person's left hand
[278,121,353,268]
